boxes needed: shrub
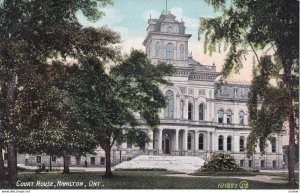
[200,152,245,172]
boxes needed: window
[4,153,8,161]
[164,90,174,118]
[155,42,160,58]
[199,134,204,150]
[218,136,224,151]
[148,46,151,56]
[51,156,56,162]
[75,156,81,165]
[239,111,244,125]
[273,161,276,168]
[261,160,265,168]
[127,141,132,149]
[240,160,245,167]
[199,104,204,121]
[218,110,224,123]
[188,103,193,120]
[226,110,232,124]
[271,137,276,153]
[180,44,184,60]
[91,157,95,165]
[240,137,245,152]
[227,136,232,151]
[187,133,192,150]
[248,160,252,168]
[36,156,41,164]
[166,43,174,59]
[100,157,105,166]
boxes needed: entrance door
[165,139,170,154]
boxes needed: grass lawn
[0,170,298,189]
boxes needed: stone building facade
[13,11,284,170]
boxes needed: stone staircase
[114,155,205,173]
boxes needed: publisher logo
[239,181,249,189]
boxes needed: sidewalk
[17,164,112,172]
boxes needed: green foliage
[126,129,150,149]
[200,153,244,172]
[200,0,299,165]
[0,0,114,157]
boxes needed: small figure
[84,160,87,168]
[42,164,45,171]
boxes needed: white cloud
[169,7,199,31]
[142,9,161,22]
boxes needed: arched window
[199,103,204,121]
[164,90,174,118]
[218,135,224,151]
[218,110,224,123]
[180,44,184,60]
[199,134,204,150]
[240,137,245,152]
[271,137,276,153]
[155,42,160,58]
[226,110,232,124]
[187,133,192,150]
[180,100,184,119]
[188,103,193,120]
[166,43,174,59]
[239,111,244,125]
[227,136,232,151]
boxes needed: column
[210,132,214,151]
[147,129,153,150]
[183,129,188,151]
[233,134,239,152]
[158,128,163,154]
[224,135,227,151]
[206,132,210,151]
[278,134,282,154]
[176,96,181,119]
[194,130,199,151]
[175,129,179,151]
[184,97,189,120]
[195,102,199,121]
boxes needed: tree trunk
[100,140,113,178]
[283,61,296,185]
[49,155,52,171]
[104,149,112,177]
[63,155,70,174]
[7,72,17,183]
[0,146,5,181]
[7,144,17,182]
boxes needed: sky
[77,0,253,82]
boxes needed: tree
[199,0,298,184]
[70,50,174,177]
[0,0,113,182]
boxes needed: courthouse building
[16,10,284,169]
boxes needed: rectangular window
[51,156,56,162]
[4,153,8,161]
[248,160,252,168]
[240,160,244,167]
[75,156,81,165]
[127,141,132,149]
[100,157,105,166]
[261,160,265,168]
[36,156,41,164]
[273,161,276,168]
[91,157,95,165]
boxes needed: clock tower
[142,10,192,67]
